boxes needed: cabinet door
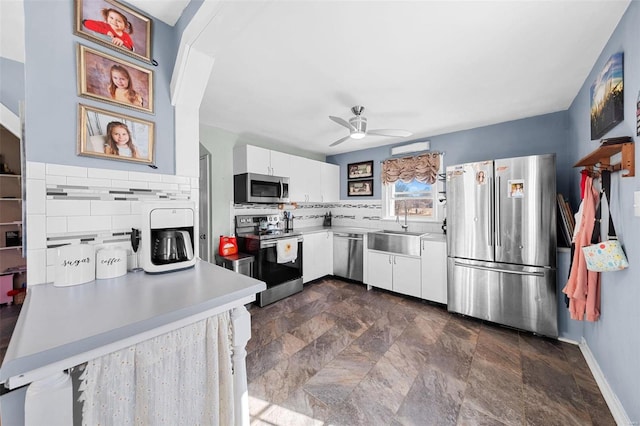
[393,255,421,298]
[289,157,322,202]
[366,251,393,290]
[321,163,340,202]
[233,145,271,175]
[319,231,333,277]
[421,240,447,304]
[269,150,292,177]
[303,233,319,283]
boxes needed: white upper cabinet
[233,145,292,176]
[233,145,340,203]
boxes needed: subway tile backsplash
[26,161,197,285]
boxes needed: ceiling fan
[328,106,413,147]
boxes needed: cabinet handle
[388,256,392,264]
[393,256,396,265]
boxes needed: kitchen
[1,0,639,425]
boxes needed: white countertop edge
[0,260,266,387]
[3,295,255,389]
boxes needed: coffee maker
[134,202,196,273]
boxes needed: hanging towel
[276,238,298,263]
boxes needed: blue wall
[567,1,639,422]
[328,111,572,200]
[22,0,179,174]
[0,58,25,116]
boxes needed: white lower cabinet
[303,231,333,283]
[420,239,447,304]
[366,250,421,297]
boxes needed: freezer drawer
[447,258,557,337]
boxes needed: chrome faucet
[396,200,409,232]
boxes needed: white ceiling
[2,1,631,156]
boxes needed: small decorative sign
[348,179,373,196]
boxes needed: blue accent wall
[328,111,572,200]
[567,1,639,422]
[21,0,179,173]
[0,58,25,116]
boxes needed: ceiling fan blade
[368,129,413,138]
[329,135,352,147]
[329,116,355,130]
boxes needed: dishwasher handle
[333,233,363,240]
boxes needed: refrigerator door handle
[496,176,501,247]
[488,176,494,247]
[453,260,544,277]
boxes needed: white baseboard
[0,103,20,137]
[579,338,633,425]
[558,336,580,345]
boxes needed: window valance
[381,152,440,185]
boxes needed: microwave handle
[280,180,284,198]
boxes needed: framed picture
[78,104,154,165]
[75,0,153,64]
[590,52,624,140]
[78,45,153,114]
[348,160,374,179]
[348,179,373,197]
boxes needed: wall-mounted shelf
[573,142,634,177]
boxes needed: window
[381,152,443,221]
[383,178,442,221]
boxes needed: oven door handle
[260,238,303,248]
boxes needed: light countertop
[0,260,266,386]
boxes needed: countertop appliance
[234,172,290,204]
[446,153,557,337]
[136,202,196,273]
[235,214,302,306]
[333,232,363,282]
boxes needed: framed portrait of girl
[78,104,155,165]
[75,0,152,64]
[78,45,153,114]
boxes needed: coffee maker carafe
[136,202,196,273]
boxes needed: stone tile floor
[246,277,615,426]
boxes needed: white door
[199,154,211,262]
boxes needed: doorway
[199,153,211,262]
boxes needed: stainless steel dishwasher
[333,233,363,281]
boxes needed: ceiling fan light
[350,131,366,139]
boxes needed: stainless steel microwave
[234,173,290,203]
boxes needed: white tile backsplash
[25,162,195,284]
[46,164,87,177]
[66,176,111,187]
[88,168,129,180]
[47,199,91,216]
[90,200,131,216]
[26,214,46,249]
[67,215,113,233]
[46,217,67,234]
[26,179,46,214]
[26,161,46,179]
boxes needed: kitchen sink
[368,230,425,256]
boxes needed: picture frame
[348,179,373,197]
[78,44,153,114]
[74,0,153,64]
[78,104,155,165]
[590,52,624,140]
[348,160,374,179]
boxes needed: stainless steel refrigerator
[446,153,557,337]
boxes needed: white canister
[54,244,95,287]
[96,248,128,279]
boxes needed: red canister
[219,236,238,256]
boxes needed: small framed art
[348,179,373,197]
[78,104,155,165]
[348,160,374,179]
